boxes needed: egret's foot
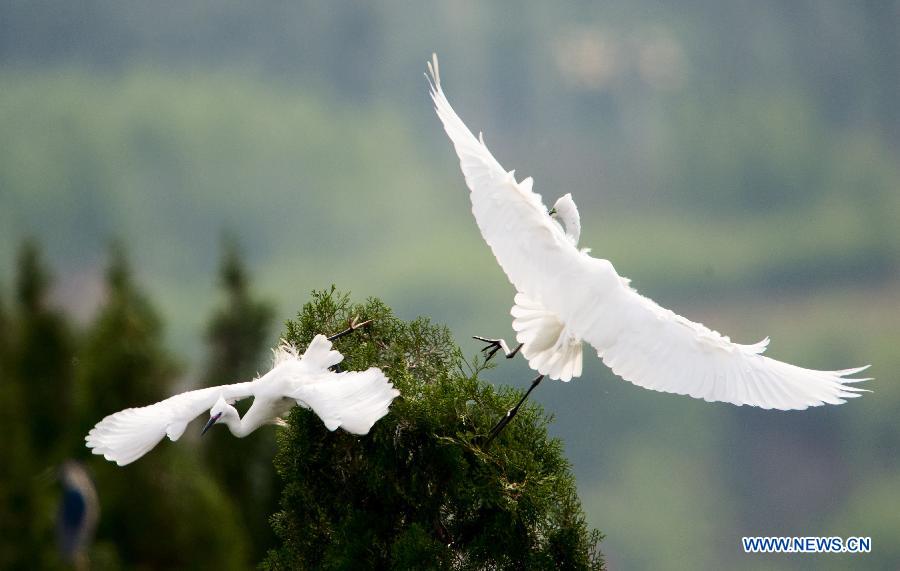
[483,374,544,447]
[473,335,523,363]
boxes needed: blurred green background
[1,2,898,569]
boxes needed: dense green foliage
[265,289,603,569]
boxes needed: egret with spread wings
[427,54,868,441]
[86,327,399,465]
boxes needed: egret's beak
[201,412,222,435]
[548,207,557,217]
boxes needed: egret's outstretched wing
[428,55,576,303]
[581,283,869,409]
[290,368,400,434]
[430,54,870,410]
[85,382,255,466]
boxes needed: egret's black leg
[484,374,545,447]
[473,336,523,363]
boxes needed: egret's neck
[220,409,255,438]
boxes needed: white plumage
[427,54,869,410]
[86,334,399,465]
[550,193,582,247]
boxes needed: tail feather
[511,292,583,382]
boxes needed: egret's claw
[473,336,523,363]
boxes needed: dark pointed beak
[201,412,222,435]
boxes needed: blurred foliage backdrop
[1,1,898,569]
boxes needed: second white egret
[427,55,869,441]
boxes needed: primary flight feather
[427,54,868,411]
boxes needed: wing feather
[428,55,576,301]
[586,286,869,409]
[430,54,870,410]
[85,382,255,466]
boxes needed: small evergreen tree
[78,243,250,569]
[0,241,76,569]
[11,240,75,458]
[203,236,277,561]
[264,288,604,570]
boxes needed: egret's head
[550,193,575,219]
[202,396,229,435]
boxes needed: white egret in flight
[86,322,400,465]
[426,55,869,442]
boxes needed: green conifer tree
[203,236,277,560]
[0,241,77,569]
[12,241,75,457]
[78,243,250,569]
[264,288,604,570]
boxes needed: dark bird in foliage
[57,461,99,569]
